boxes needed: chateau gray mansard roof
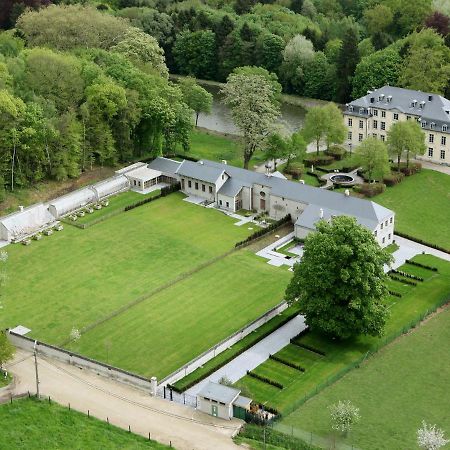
[346,86,450,132]
[151,157,393,229]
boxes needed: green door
[212,404,218,417]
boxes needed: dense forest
[0,0,449,195]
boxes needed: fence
[159,301,288,387]
[156,385,198,408]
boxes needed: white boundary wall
[159,301,288,386]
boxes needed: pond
[196,84,306,136]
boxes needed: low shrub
[172,309,300,393]
[283,161,304,179]
[405,259,438,272]
[125,183,180,212]
[389,290,402,298]
[325,145,346,160]
[269,354,305,372]
[247,370,283,389]
[389,274,417,286]
[383,171,405,186]
[395,231,450,254]
[354,182,386,197]
[290,341,326,356]
[239,424,316,450]
[394,162,422,176]
[306,171,327,186]
[390,269,423,282]
[304,154,334,166]
[235,215,291,248]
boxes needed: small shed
[197,382,252,420]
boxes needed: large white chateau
[345,85,450,166]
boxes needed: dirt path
[6,350,242,450]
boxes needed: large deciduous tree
[355,137,390,182]
[387,121,426,169]
[178,77,212,127]
[285,216,392,339]
[221,72,280,169]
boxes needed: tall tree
[285,216,392,339]
[335,27,360,103]
[387,121,426,169]
[221,72,280,169]
[302,105,328,155]
[323,102,347,150]
[178,77,212,126]
[355,137,390,182]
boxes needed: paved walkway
[414,158,450,175]
[186,315,306,397]
[6,350,242,450]
[256,232,301,268]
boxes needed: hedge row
[324,145,346,160]
[354,182,386,197]
[383,171,405,186]
[247,370,284,389]
[391,269,424,282]
[124,183,180,212]
[239,424,317,450]
[405,259,438,272]
[395,231,450,255]
[306,171,327,186]
[389,274,417,286]
[290,341,326,357]
[171,309,300,393]
[235,214,291,248]
[269,354,305,372]
[304,154,334,166]
[291,328,310,341]
[389,290,402,298]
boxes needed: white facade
[92,175,129,200]
[48,187,97,219]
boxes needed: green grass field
[375,169,450,250]
[2,193,290,378]
[280,305,450,450]
[0,397,167,449]
[236,255,450,414]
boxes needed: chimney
[428,95,433,101]
[344,189,350,197]
[319,208,324,219]
[370,97,375,103]
[19,205,24,212]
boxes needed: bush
[383,171,405,186]
[389,290,402,298]
[390,269,423,282]
[353,182,386,197]
[325,145,346,160]
[235,215,291,248]
[304,154,334,166]
[389,274,417,286]
[239,424,316,450]
[290,341,326,356]
[284,162,304,180]
[269,354,305,372]
[405,259,438,272]
[247,370,283,389]
[306,171,327,186]
[395,162,422,176]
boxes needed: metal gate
[156,386,198,408]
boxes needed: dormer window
[349,105,353,112]
[443,124,448,132]
[411,100,417,107]
[421,121,427,128]
[359,108,364,114]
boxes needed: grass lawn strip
[0,397,167,449]
[281,305,450,450]
[235,255,450,413]
[172,304,301,392]
[375,169,450,251]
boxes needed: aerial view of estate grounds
[0,1,450,449]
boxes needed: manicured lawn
[236,255,450,414]
[281,305,450,450]
[0,397,167,449]
[1,193,289,378]
[179,130,266,168]
[74,190,160,225]
[375,169,450,250]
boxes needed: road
[5,350,242,450]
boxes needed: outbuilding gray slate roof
[197,381,240,404]
[147,157,181,174]
[217,178,250,197]
[347,86,450,132]
[176,160,225,184]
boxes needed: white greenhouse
[91,175,129,201]
[0,204,55,242]
[48,187,96,219]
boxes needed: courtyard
[1,192,291,379]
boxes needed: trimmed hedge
[306,171,327,186]
[290,341,326,356]
[247,370,284,389]
[389,274,417,286]
[354,182,386,197]
[239,424,317,450]
[405,259,438,272]
[291,328,310,341]
[171,309,300,393]
[383,171,405,186]
[390,269,423,282]
[395,231,450,254]
[235,214,291,248]
[389,290,402,298]
[124,183,180,212]
[304,154,334,166]
[269,354,305,372]
[324,145,346,160]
